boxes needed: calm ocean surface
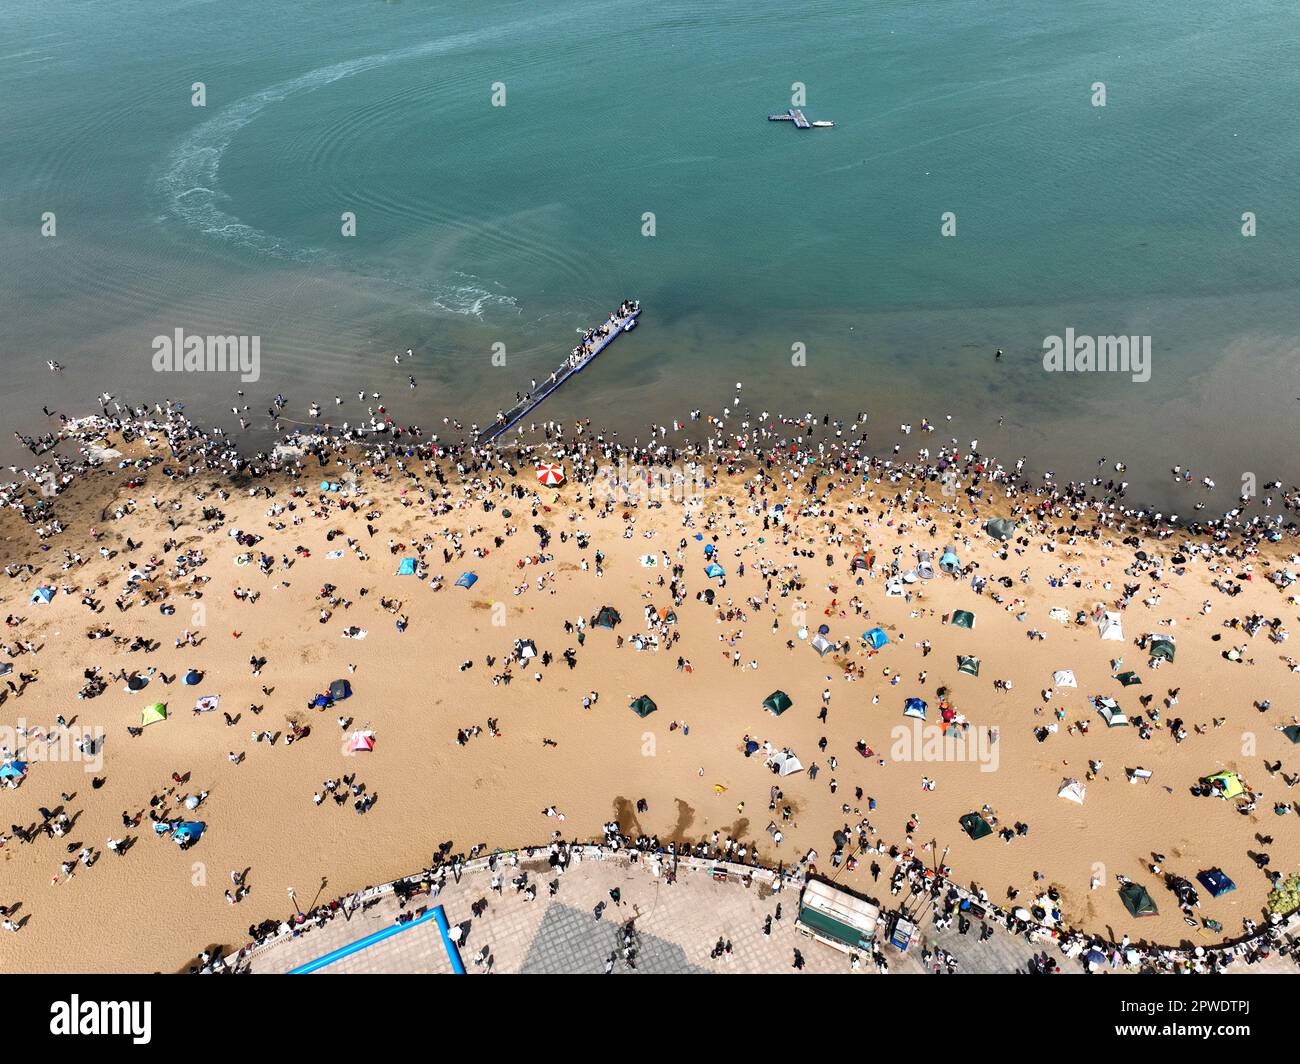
[2,0,1298,510]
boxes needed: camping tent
[1057,778,1086,805]
[174,821,206,846]
[0,760,28,781]
[810,634,834,656]
[957,655,980,677]
[454,572,478,589]
[1196,869,1236,898]
[396,557,417,576]
[1052,669,1078,688]
[1095,698,1129,728]
[704,563,726,579]
[850,551,872,572]
[951,610,975,630]
[1097,611,1124,641]
[140,703,167,727]
[1283,725,1300,745]
[629,695,658,718]
[767,750,804,776]
[30,587,54,605]
[984,518,1015,542]
[903,697,927,720]
[1207,771,1244,799]
[593,606,622,629]
[1119,882,1158,918]
[329,679,352,701]
[959,813,993,840]
[1148,634,1176,662]
[863,628,889,650]
[939,547,960,574]
[515,639,537,660]
[763,690,793,716]
[1115,670,1142,687]
[347,731,375,752]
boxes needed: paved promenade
[248,850,1050,975]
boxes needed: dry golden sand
[0,447,1296,972]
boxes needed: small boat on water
[476,299,641,444]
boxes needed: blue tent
[396,557,417,576]
[311,694,332,708]
[183,669,202,686]
[1197,869,1236,898]
[174,821,206,846]
[455,572,478,589]
[903,697,928,720]
[704,563,726,579]
[864,628,889,649]
[0,760,27,780]
[30,588,54,605]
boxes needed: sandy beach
[2,401,1299,974]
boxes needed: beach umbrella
[127,674,149,691]
[183,669,202,686]
[140,703,167,727]
[535,462,565,487]
[744,740,761,755]
[817,624,830,635]
[762,691,793,716]
[347,731,375,752]
[629,695,658,718]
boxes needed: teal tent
[396,558,417,576]
[593,606,622,629]
[863,628,889,649]
[1115,671,1142,687]
[1119,882,1158,918]
[957,655,980,677]
[704,563,726,579]
[951,610,975,630]
[763,690,793,716]
[629,695,658,718]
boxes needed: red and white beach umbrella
[536,462,566,487]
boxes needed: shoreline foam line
[287,906,441,974]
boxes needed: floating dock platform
[768,108,833,129]
[476,302,641,445]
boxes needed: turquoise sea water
[2,0,1298,508]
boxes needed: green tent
[141,702,168,727]
[763,690,793,716]
[1149,634,1176,662]
[1119,882,1158,918]
[629,695,657,718]
[959,812,993,840]
[1115,671,1143,687]
[593,606,622,629]
[957,655,980,677]
[951,610,976,630]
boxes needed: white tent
[884,578,905,598]
[810,634,834,656]
[766,750,804,776]
[1058,778,1086,804]
[1097,611,1124,641]
[1048,607,1071,623]
[1052,669,1078,688]
[1095,697,1129,727]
